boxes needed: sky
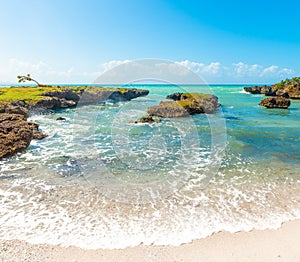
[0,0,299,84]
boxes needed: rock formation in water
[244,77,300,109]
[146,93,220,118]
[244,78,300,98]
[259,97,291,109]
[0,112,47,160]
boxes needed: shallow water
[0,85,300,249]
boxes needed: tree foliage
[273,77,300,89]
[17,74,40,86]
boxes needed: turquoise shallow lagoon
[0,85,299,249]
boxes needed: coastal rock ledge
[0,113,47,160]
[244,77,300,99]
[0,86,150,159]
[146,93,220,118]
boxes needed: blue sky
[0,0,299,84]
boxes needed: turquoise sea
[0,85,300,249]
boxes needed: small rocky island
[244,77,300,109]
[137,92,220,123]
[0,85,149,160]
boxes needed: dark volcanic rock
[78,88,149,104]
[43,90,80,102]
[0,103,29,119]
[32,97,76,110]
[121,89,149,100]
[33,97,62,109]
[284,86,300,99]
[147,101,190,117]
[0,113,47,160]
[261,86,277,96]
[244,86,263,94]
[166,92,183,101]
[259,97,291,109]
[59,98,77,108]
[244,85,278,96]
[275,89,289,98]
[244,84,297,99]
[147,93,220,118]
[29,87,149,109]
[56,117,66,121]
[136,115,161,124]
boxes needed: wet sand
[1,219,299,262]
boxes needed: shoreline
[1,219,300,261]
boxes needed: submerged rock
[136,115,161,124]
[56,117,66,121]
[0,113,47,160]
[259,97,291,109]
[147,93,220,118]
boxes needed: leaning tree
[17,74,41,86]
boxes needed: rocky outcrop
[32,97,77,110]
[244,84,295,108]
[147,93,220,118]
[259,97,291,109]
[79,88,149,104]
[0,113,47,160]
[166,92,183,101]
[56,117,66,121]
[121,89,149,100]
[244,85,290,97]
[31,88,150,108]
[147,101,190,117]
[284,86,300,99]
[244,86,264,94]
[135,116,161,124]
[42,90,81,102]
[244,82,300,99]
[0,102,29,118]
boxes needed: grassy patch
[0,85,132,104]
[0,87,50,103]
[181,93,213,100]
[176,100,195,108]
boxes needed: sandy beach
[0,219,299,262]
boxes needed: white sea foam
[0,164,300,249]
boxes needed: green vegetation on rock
[0,85,122,104]
[273,77,300,90]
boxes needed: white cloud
[233,62,294,79]
[261,65,279,75]
[101,60,131,72]
[176,60,223,75]
[233,62,262,76]
[0,58,296,84]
